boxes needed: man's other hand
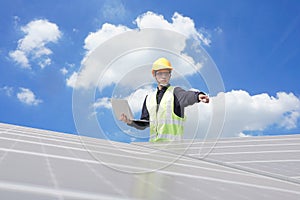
[120,113,133,124]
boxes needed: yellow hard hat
[152,57,173,75]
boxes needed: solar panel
[0,122,300,199]
[136,135,300,184]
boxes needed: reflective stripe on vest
[146,86,184,142]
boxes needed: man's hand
[198,94,209,103]
[120,113,133,124]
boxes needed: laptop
[111,98,149,123]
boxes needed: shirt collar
[157,84,170,91]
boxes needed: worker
[120,57,209,142]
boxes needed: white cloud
[17,88,42,106]
[9,50,30,68]
[83,23,130,54]
[93,97,111,109]
[238,132,252,137]
[185,90,300,139]
[68,12,211,90]
[0,86,14,97]
[135,11,211,46]
[38,57,51,69]
[92,89,300,139]
[60,63,75,75]
[9,19,61,69]
[66,72,78,88]
[60,67,68,75]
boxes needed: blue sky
[0,0,300,143]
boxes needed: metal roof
[0,122,300,199]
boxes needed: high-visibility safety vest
[146,86,185,142]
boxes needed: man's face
[154,69,171,85]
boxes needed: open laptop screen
[111,98,149,123]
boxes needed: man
[120,57,209,142]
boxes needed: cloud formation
[93,90,300,139]
[9,19,61,69]
[135,11,211,46]
[17,88,42,106]
[0,86,14,97]
[68,12,211,90]
[185,90,300,138]
[93,97,112,110]
[83,23,130,55]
